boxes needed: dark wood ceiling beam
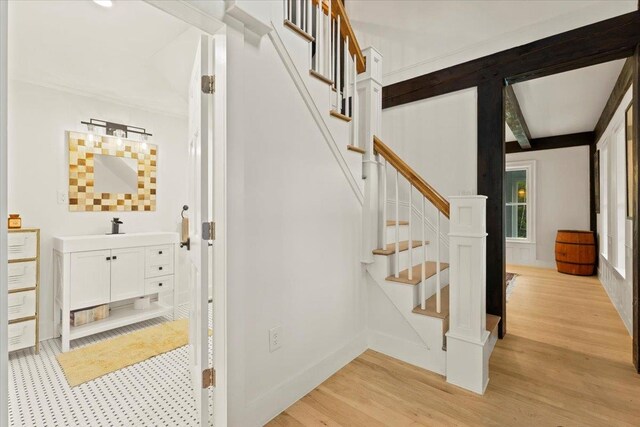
[505,132,594,154]
[504,85,531,149]
[382,11,640,109]
[593,57,634,143]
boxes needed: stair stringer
[269,20,365,195]
[366,256,447,375]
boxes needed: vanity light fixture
[93,0,113,8]
[81,119,152,142]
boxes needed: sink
[53,232,179,253]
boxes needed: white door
[187,34,214,426]
[69,250,111,310]
[110,247,145,302]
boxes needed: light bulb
[116,138,123,147]
[141,142,148,151]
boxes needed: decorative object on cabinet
[7,228,40,353]
[70,304,110,327]
[67,130,158,212]
[53,232,179,352]
[8,214,22,229]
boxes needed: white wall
[597,88,633,334]
[8,80,189,341]
[225,20,367,426]
[506,146,590,267]
[381,88,478,239]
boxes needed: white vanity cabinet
[54,232,179,352]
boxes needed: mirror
[93,154,138,194]
[68,130,157,212]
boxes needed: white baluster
[352,53,357,143]
[307,0,312,35]
[336,14,341,111]
[408,185,413,280]
[295,0,300,27]
[327,1,331,79]
[395,170,400,278]
[421,197,426,310]
[344,36,349,116]
[317,3,322,73]
[436,211,441,313]
[382,159,387,248]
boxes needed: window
[506,161,535,241]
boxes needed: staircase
[277,0,499,395]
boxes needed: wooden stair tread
[283,20,314,42]
[486,314,501,333]
[347,145,365,154]
[413,285,450,319]
[309,69,333,85]
[373,240,428,255]
[330,110,352,122]
[386,220,409,226]
[386,262,449,286]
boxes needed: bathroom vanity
[53,232,179,352]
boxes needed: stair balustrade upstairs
[283,0,364,149]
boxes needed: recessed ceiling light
[93,0,113,8]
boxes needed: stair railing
[374,136,450,313]
[283,0,365,149]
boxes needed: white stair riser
[372,256,449,309]
[387,246,431,273]
[385,225,409,243]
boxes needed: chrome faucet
[111,218,123,235]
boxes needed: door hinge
[202,367,216,388]
[202,221,215,241]
[201,75,215,94]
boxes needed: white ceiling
[348,1,636,85]
[8,0,202,117]
[505,59,626,141]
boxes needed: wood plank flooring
[268,266,640,426]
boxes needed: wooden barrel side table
[555,230,596,276]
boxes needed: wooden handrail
[313,0,366,74]
[373,136,450,218]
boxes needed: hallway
[269,266,639,426]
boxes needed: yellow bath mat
[57,318,199,387]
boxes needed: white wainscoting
[599,252,633,335]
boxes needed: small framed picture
[626,103,633,218]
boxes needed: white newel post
[445,195,489,394]
[358,47,383,262]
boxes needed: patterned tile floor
[8,304,213,426]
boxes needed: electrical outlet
[269,326,282,352]
[57,191,68,205]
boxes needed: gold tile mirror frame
[68,131,157,212]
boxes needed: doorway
[0,1,226,425]
[502,58,635,367]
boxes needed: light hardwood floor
[268,266,640,426]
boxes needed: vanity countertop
[53,232,179,253]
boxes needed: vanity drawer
[145,275,174,294]
[145,245,174,267]
[8,260,37,291]
[145,245,174,278]
[8,290,37,321]
[8,231,38,261]
[8,319,36,352]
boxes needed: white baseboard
[367,329,446,375]
[254,332,368,426]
